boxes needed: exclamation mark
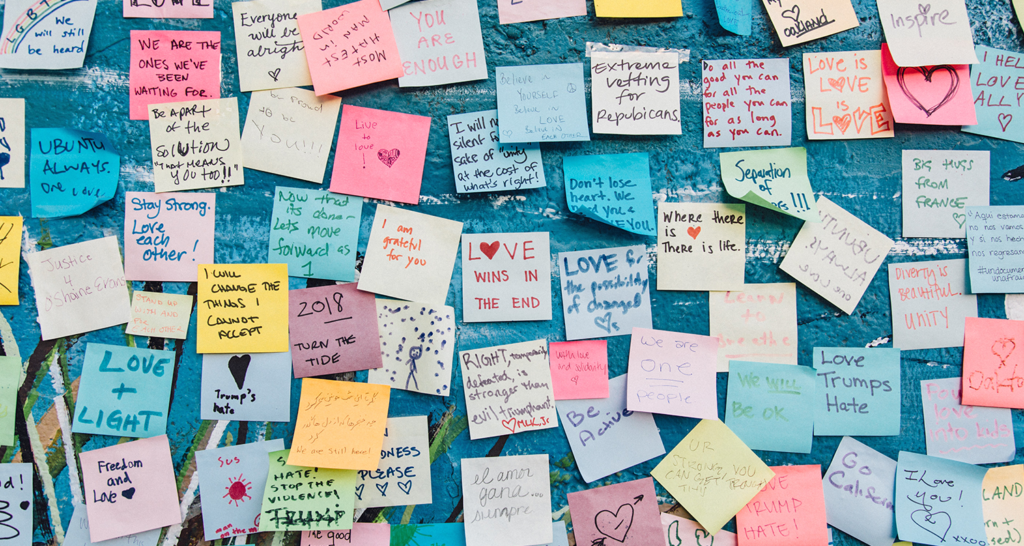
[192,240,199,261]
[363,153,366,169]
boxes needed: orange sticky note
[963,317,1024,408]
[288,379,390,470]
[736,465,828,546]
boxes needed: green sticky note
[719,147,819,222]
[0,356,20,447]
[258,449,357,532]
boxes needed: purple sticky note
[288,284,382,378]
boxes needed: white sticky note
[0,99,25,188]
[0,0,97,69]
[149,98,243,192]
[901,150,989,238]
[461,455,552,546]
[877,0,978,67]
[241,89,341,183]
[232,0,320,92]
[461,232,551,322]
[355,416,432,508]
[888,259,977,350]
[657,203,746,291]
[391,0,487,87]
[591,51,681,135]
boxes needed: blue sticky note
[557,374,665,482]
[813,348,901,436]
[496,63,590,144]
[558,245,652,340]
[725,360,815,453]
[715,0,751,35]
[30,128,119,218]
[195,439,285,541]
[546,522,570,546]
[72,343,174,438]
[895,452,988,546]
[201,352,292,422]
[963,46,1024,143]
[966,206,1024,293]
[390,523,466,545]
[268,187,361,281]
[563,153,656,236]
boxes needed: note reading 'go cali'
[719,147,817,222]
[822,437,897,546]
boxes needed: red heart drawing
[827,78,846,93]
[999,113,1013,132]
[377,148,401,168]
[501,418,517,433]
[480,241,500,259]
[833,114,852,134]
[896,65,960,118]
[687,226,701,239]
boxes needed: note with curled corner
[894,452,988,546]
[719,148,818,222]
[0,0,97,69]
[714,0,751,35]
[30,129,119,219]
[881,44,976,126]
[877,0,977,67]
[563,153,656,236]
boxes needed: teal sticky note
[563,153,656,236]
[496,63,590,144]
[72,343,174,438]
[30,128,119,218]
[813,347,901,436]
[725,360,815,453]
[715,0,751,35]
[895,452,988,546]
[0,356,19,447]
[268,186,361,281]
[966,205,1024,293]
[963,46,1024,143]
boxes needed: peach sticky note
[297,0,403,95]
[595,0,682,17]
[288,378,390,470]
[982,465,1024,546]
[963,317,1024,409]
[736,465,828,546]
[329,105,431,204]
[881,44,976,126]
[129,31,221,121]
[196,264,289,353]
[0,217,21,305]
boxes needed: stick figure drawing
[406,345,423,390]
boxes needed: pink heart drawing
[998,113,1013,132]
[377,148,401,168]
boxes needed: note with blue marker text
[354,416,431,508]
[563,153,656,236]
[719,147,817,222]
[0,99,25,188]
[558,245,652,340]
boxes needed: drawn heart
[594,312,614,334]
[377,148,401,168]
[827,78,846,93]
[999,113,1013,132]
[780,5,799,20]
[479,241,500,260]
[397,480,413,495]
[917,3,931,15]
[228,355,251,390]
[952,212,966,228]
[18,501,28,511]
[687,226,701,239]
[375,483,388,496]
[896,65,960,118]
[267,68,281,82]
[910,508,951,542]
[992,338,1016,362]
[833,114,852,134]
[354,484,365,500]
[501,418,517,433]
[0,153,9,170]
[694,528,714,546]
[595,503,634,542]
[121,487,136,500]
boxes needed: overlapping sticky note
[714,0,751,35]
[813,347,901,436]
[497,0,585,24]
[447,110,545,193]
[269,187,361,281]
[30,129,118,218]
[877,0,977,67]
[367,299,456,396]
[558,245,652,340]
[0,0,97,69]
[594,0,682,17]
[232,0,319,91]
[73,343,174,438]
[627,327,718,419]
[126,291,193,339]
[0,357,19,446]
[564,153,656,236]
[124,192,216,282]
[461,339,557,439]
[355,416,431,508]
[302,524,391,546]
[901,151,989,238]
[657,203,746,290]
[549,340,608,400]
[709,284,797,372]
[719,148,817,221]
[462,455,551,546]
[964,46,1024,143]
[966,206,1024,293]
[64,504,161,546]
[922,377,1015,464]
[0,99,26,188]
[592,52,681,135]
[803,51,894,140]
[129,31,221,120]
[288,379,390,470]
[894,452,987,546]
[982,465,1024,546]
[882,45,976,126]
[962,317,1024,408]
[0,216,22,305]
[194,439,284,540]
[761,0,857,46]
[201,352,292,422]
[149,99,243,192]
[662,513,737,546]
[241,89,341,183]
[567,478,663,546]
[462,232,552,322]
[259,449,357,532]
[196,263,289,353]
[736,465,828,546]
[289,284,381,377]
[703,59,790,147]
[496,64,589,143]
[391,0,487,87]
[889,259,977,350]
[0,463,31,546]
[125,0,211,18]
[726,361,815,453]
[822,437,897,546]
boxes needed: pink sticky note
[124,192,215,282]
[550,340,609,400]
[330,105,431,204]
[124,0,213,18]
[80,435,182,542]
[962,317,1024,408]
[301,524,391,546]
[626,327,718,419]
[498,0,587,24]
[297,0,403,95]
[567,478,664,546]
[289,284,383,378]
[881,43,976,126]
[129,31,221,120]
[736,465,828,546]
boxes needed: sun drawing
[223,474,252,506]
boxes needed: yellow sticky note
[0,217,22,305]
[595,0,682,17]
[126,291,193,340]
[651,419,774,534]
[982,465,1024,545]
[196,264,288,353]
[288,379,390,470]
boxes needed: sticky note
[366,299,456,396]
[982,465,1024,546]
[726,361,815,453]
[549,340,609,400]
[389,523,465,545]
[355,416,430,508]
[780,197,894,314]
[358,206,463,305]
[558,374,664,483]
[0,0,97,69]
[567,478,663,545]
[0,357,19,446]
[462,455,552,546]
[813,347,901,436]
[558,245,652,340]
[627,328,718,419]
[563,153,656,236]
[963,46,1024,143]
[232,0,319,92]
[124,192,216,282]
[80,435,181,542]
[966,206,1024,293]
[888,259,977,350]
[761,0,857,46]
[25,236,130,341]
[718,147,818,222]
[657,203,746,290]
[259,449,356,532]
[129,31,221,120]
[0,99,25,188]
[301,524,391,546]
[64,503,161,546]
[73,343,174,438]
[894,452,987,546]
[921,377,1015,464]
[297,0,403,95]
[662,514,737,546]
[289,284,382,378]
[803,51,895,140]
[201,352,292,422]
[591,52,681,135]
[877,0,977,67]
[196,263,289,354]
[30,129,118,218]
[391,0,486,87]
[737,465,828,546]
[496,64,589,143]
[447,110,545,193]
[709,284,797,372]
[461,232,552,322]
[0,464,31,546]
[595,0,682,17]
[882,45,976,126]
[241,89,342,183]
[269,187,361,281]
[497,0,585,24]
[962,317,1024,408]
[288,379,390,470]
[149,98,243,192]
[0,217,22,305]
[901,151,989,238]
[715,0,751,35]
[194,439,285,540]
[822,437,897,546]
[125,0,211,18]
[702,59,790,147]
[461,339,557,439]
